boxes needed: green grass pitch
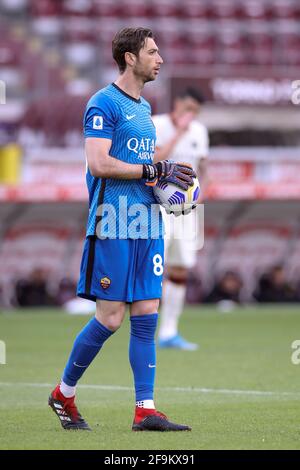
[0,305,300,449]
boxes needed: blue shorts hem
[77,292,97,302]
[77,290,133,302]
[77,292,161,303]
[132,295,162,302]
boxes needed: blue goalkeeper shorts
[77,236,164,303]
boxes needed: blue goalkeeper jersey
[83,83,163,239]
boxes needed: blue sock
[129,313,158,402]
[62,317,113,386]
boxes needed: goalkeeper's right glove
[142,160,196,191]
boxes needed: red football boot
[48,384,91,431]
[132,406,191,432]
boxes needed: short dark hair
[178,87,206,104]
[112,27,154,73]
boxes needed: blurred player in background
[48,27,195,432]
[153,88,209,350]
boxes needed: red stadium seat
[217,31,247,66]
[151,17,186,64]
[63,17,96,42]
[94,19,121,65]
[161,45,190,65]
[216,224,291,298]
[0,39,21,65]
[30,0,62,16]
[62,0,94,17]
[0,225,73,284]
[179,0,211,19]
[1,0,28,14]
[276,33,300,66]
[272,0,299,20]
[92,0,122,17]
[155,20,182,47]
[187,30,216,64]
[247,32,274,66]
[64,42,96,68]
[239,0,270,20]
[119,0,151,18]
[150,0,179,18]
[211,0,240,20]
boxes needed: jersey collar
[112,83,141,104]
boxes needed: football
[153,176,200,216]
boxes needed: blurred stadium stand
[1,0,300,307]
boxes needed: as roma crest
[100,277,111,289]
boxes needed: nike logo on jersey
[73,362,88,368]
[148,364,156,368]
[126,114,136,120]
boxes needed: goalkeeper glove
[142,160,196,191]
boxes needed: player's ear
[125,51,136,68]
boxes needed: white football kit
[152,114,209,268]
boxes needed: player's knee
[95,301,126,331]
[131,299,160,316]
[95,307,125,331]
[167,266,188,285]
[102,316,123,331]
[168,275,187,285]
[96,313,123,331]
